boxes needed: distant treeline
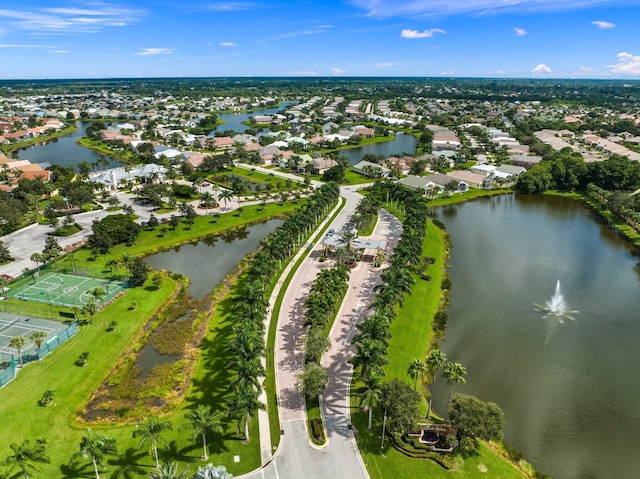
[1,77,639,106]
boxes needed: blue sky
[1,0,640,79]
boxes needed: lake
[14,121,119,170]
[211,102,294,134]
[339,132,417,165]
[431,194,640,479]
[144,219,283,299]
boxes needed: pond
[339,132,417,165]
[211,102,294,134]
[431,194,640,479]
[144,219,283,299]
[14,121,119,170]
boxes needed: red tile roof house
[447,170,494,189]
[209,136,234,150]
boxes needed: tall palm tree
[339,230,357,253]
[407,359,427,391]
[227,387,263,442]
[29,331,48,359]
[200,191,215,216]
[9,336,27,367]
[132,416,173,468]
[218,189,234,211]
[149,462,190,479]
[4,438,49,479]
[70,429,118,479]
[426,349,448,419]
[182,405,223,460]
[442,362,467,410]
[360,374,382,430]
[30,252,45,271]
[350,337,388,379]
[83,298,98,326]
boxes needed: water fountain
[534,280,578,323]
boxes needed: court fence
[0,322,79,388]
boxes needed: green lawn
[428,189,512,207]
[56,201,301,274]
[0,278,177,477]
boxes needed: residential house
[447,170,493,189]
[352,160,390,178]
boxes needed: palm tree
[83,298,98,325]
[218,189,234,211]
[132,416,173,468]
[4,438,49,479]
[29,331,48,359]
[90,287,106,305]
[0,277,8,299]
[30,252,45,271]
[200,191,215,216]
[442,362,467,410]
[182,405,223,460]
[149,462,190,479]
[70,429,118,479]
[350,337,388,379]
[227,387,263,442]
[194,463,234,479]
[407,359,427,391]
[9,336,27,367]
[360,374,382,430]
[426,349,447,419]
[339,229,357,253]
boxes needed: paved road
[242,186,401,479]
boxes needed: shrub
[433,310,448,331]
[440,276,452,290]
[432,219,445,229]
[75,351,90,367]
[38,390,56,407]
[309,418,324,443]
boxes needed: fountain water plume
[534,280,578,323]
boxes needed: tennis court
[0,312,68,356]
[5,271,127,309]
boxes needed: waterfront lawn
[354,411,526,479]
[382,220,445,388]
[0,278,176,478]
[56,201,301,273]
[428,189,512,207]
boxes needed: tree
[149,462,190,479]
[29,330,48,358]
[449,393,504,443]
[133,416,173,468]
[407,359,427,391]
[426,349,448,419]
[70,429,118,479]
[90,287,106,305]
[0,240,13,264]
[199,191,216,216]
[443,362,467,410]
[360,374,382,430]
[4,438,49,479]
[227,387,263,442]
[380,379,421,435]
[218,189,234,210]
[9,336,27,367]
[83,299,98,325]
[89,214,141,253]
[182,405,223,460]
[127,257,150,287]
[42,237,62,264]
[295,362,328,398]
[0,277,8,300]
[194,464,233,479]
[30,253,45,271]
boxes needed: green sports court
[5,271,128,309]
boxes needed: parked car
[0,274,14,281]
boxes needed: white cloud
[0,43,57,48]
[0,6,144,34]
[220,42,236,47]
[532,63,553,73]
[207,3,256,11]
[352,0,640,18]
[134,48,173,56]
[579,66,593,72]
[400,28,445,38]
[609,52,640,75]
[273,25,333,40]
[514,27,528,36]
[592,20,616,28]
[331,67,347,75]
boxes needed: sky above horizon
[1,0,640,80]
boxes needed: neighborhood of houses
[2,87,640,199]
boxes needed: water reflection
[145,220,282,298]
[433,195,640,479]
